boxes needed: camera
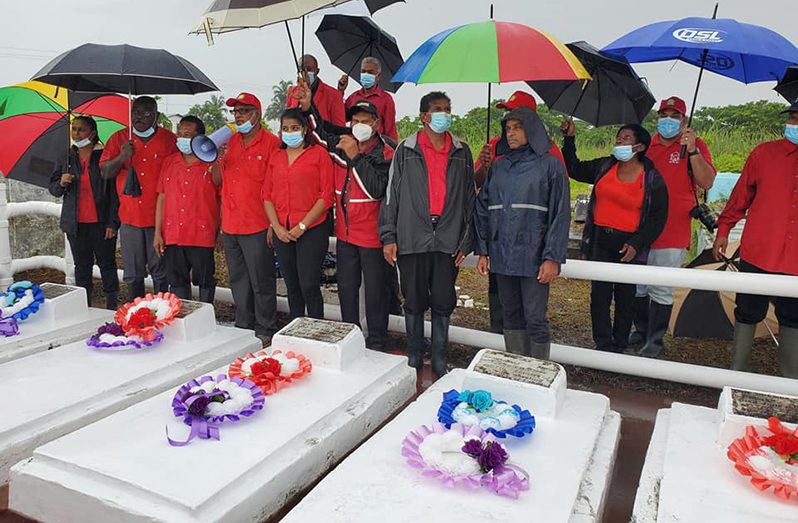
[690,203,717,232]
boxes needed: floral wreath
[402,422,529,499]
[0,281,45,336]
[86,322,165,350]
[87,292,181,349]
[228,348,312,395]
[727,417,798,502]
[167,374,264,446]
[438,389,536,439]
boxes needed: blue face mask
[657,117,681,139]
[132,125,155,138]
[282,131,304,148]
[785,124,798,145]
[176,137,193,155]
[360,72,377,89]
[613,145,636,162]
[429,112,452,134]
[306,72,316,85]
[235,120,254,134]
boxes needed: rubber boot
[129,280,145,299]
[170,286,191,300]
[638,302,672,358]
[730,322,756,372]
[503,329,526,355]
[104,292,118,311]
[404,313,425,370]
[431,314,450,378]
[529,338,551,360]
[199,285,215,304]
[628,296,649,347]
[777,326,798,379]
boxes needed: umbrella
[527,41,655,126]
[775,66,798,103]
[0,81,127,188]
[316,15,403,93]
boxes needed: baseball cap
[658,96,687,115]
[347,99,379,120]
[496,91,537,111]
[226,92,262,114]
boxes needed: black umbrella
[31,43,218,196]
[775,66,798,103]
[527,41,655,126]
[316,14,403,93]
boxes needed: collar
[404,130,461,151]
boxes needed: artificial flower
[471,391,493,413]
[129,307,157,329]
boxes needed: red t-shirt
[100,127,177,228]
[418,131,452,216]
[261,144,335,230]
[220,129,280,235]
[647,133,716,249]
[593,164,644,233]
[156,153,220,248]
[286,78,346,127]
[345,86,398,142]
[76,156,98,224]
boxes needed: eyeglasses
[131,111,155,118]
[230,108,256,116]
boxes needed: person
[562,121,668,353]
[379,91,475,377]
[628,96,716,357]
[49,115,119,309]
[474,90,566,334]
[286,54,346,127]
[211,93,280,343]
[263,108,335,319]
[154,115,220,303]
[100,96,176,298]
[713,100,798,378]
[474,107,570,358]
[295,80,393,349]
[337,57,398,143]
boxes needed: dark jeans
[496,273,551,343]
[397,252,457,316]
[589,227,636,351]
[735,259,798,328]
[118,224,166,286]
[164,245,215,289]
[488,271,504,333]
[274,221,329,319]
[67,222,119,305]
[223,230,277,337]
[336,240,389,342]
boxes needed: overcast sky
[2,0,795,121]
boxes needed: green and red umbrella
[0,81,127,188]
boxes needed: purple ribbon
[166,416,221,447]
[483,463,530,499]
[0,316,19,337]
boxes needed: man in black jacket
[379,92,475,377]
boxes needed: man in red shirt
[100,96,177,298]
[633,96,716,358]
[211,93,280,342]
[337,57,398,143]
[286,54,346,127]
[154,116,220,303]
[713,101,798,378]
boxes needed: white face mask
[351,123,374,142]
[72,137,93,148]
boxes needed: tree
[187,95,227,133]
[265,80,293,121]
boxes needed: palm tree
[264,80,293,121]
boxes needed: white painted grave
[9,318,417,522]
[0,283,114,364]
[0,301,259,484]
[284,349,621,523]
[633,387,798,522]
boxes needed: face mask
[282,131,304,148]
[306,72,316,85]
[132,125,155,138]
[785,124,798,145]
[236,120,254,134]
[612,145,636,162]
[351,123,374,142]
[428,112,452,134]
[657,117,681,139]
[176,137,193,155]
[360,72,377,89]
[72,137,92,149]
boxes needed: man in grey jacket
[379,92,475,378]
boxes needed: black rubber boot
[529,339,551,360]
[431,314,450,378]
[404,314,425,370]
[104,292,118,311]
[170,286,191,300]
[778,326,798,379]
[198,286,215,304]
[628,296,649,347]
[638,302,672,358]
[503,330,526,355]
[129,280,146,299]
[731,322,756,372]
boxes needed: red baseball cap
[497,91,537,111]
[658,96,687,115]
[226,92,262,114]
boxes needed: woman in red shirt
[263,108,334,319]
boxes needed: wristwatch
[687,150,699,157]
[299,221,307,231]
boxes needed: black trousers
[735,259,798,328]
[68,223,119,305]
[164,245,215,288]
[336,240,389,341]
[496,273,551,343]
[274,221,329,319]
[397,252,457,316]
[488,271,504,333]
[589,227,636,351]
[223,230,277,337]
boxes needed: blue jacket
[475,107,570,277]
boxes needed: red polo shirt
[345,86,398,142]
[220,129,280,235]
[156,153,220,248]
[286,78,346,127]
[418,130,452,216]
[261,144,335,230]
[717,138,798,275]
[76,157,98,224]
[100,127,177,228]
[647,133,716,249]
[476,135,566,171]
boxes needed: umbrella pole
[284,21,300,73]
[569,79,591,121]
[301,15,305,65]
[485,3,494,144]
